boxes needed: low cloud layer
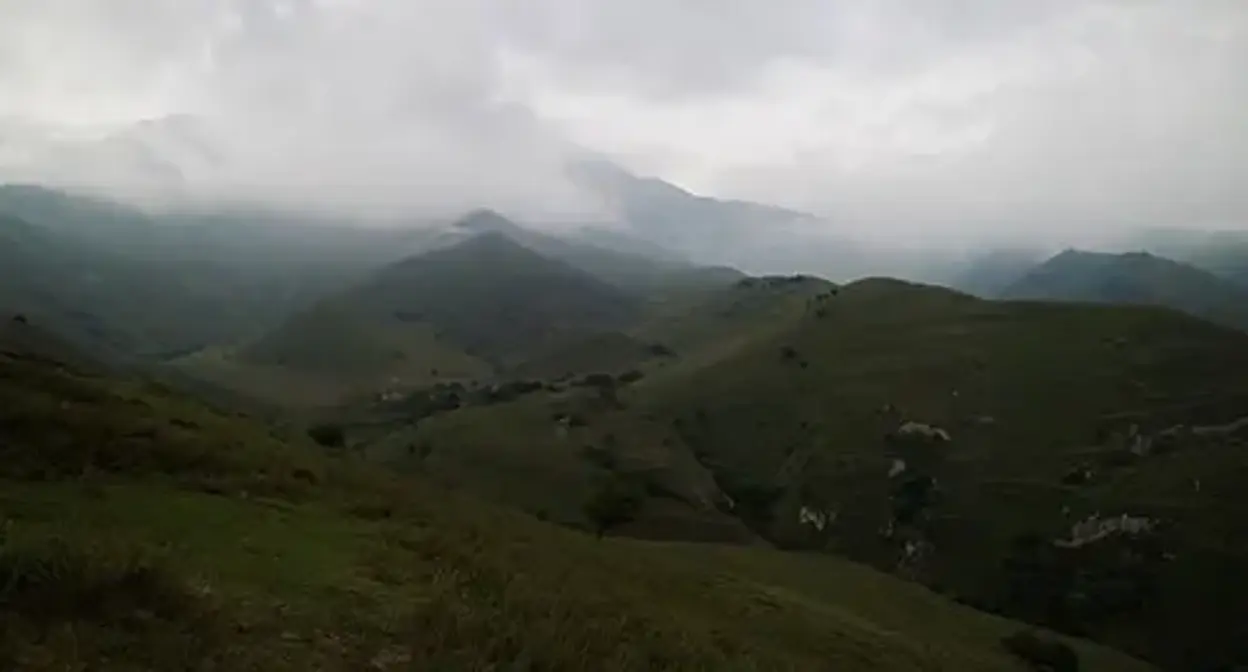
[0,0,1245,239]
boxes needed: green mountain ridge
[0,186,440,357]
[0,188,742,362]
[0,211,230,359]
[1126,228,1248,287]
[198,228,654,407]
[318,229,642,361]
[369,278,1248,669]
[1001,249,1248,330]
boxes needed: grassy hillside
[8,184,1240,668]
[637,279,1248,669]
[201,231,645,406]
[0,188,740,407]
[0,326,1151,670]
[352,275,839,536]
[1001,249,1248,330]
[1,188,738,369]
[346,230,640,360]
[0,212,235,359]
[0,186,444,359]
[633,274,837,355]
[366,278,1248,669]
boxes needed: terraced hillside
[0,317,1152,671]
[366,279,1248,669]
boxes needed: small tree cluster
[646,342,676,358]
[1000,631,1079,672]
[618,370,645,384]
[583,479,642,538]
[307,423,346,448]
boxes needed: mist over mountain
[5,4,1248,670]
[2,1,1244,251]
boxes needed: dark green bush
[307,423,346,448]
[580,444,618,471]
[646,343,676,358]
[0,538,197,626]
[1001,631,1079,672]
[583,480,642,538]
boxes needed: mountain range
[4,177,1248,669]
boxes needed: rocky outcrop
[1055,513,1155,548]
[798,505,836,532]
[1191,415,1248,438]
[887,458,907,478]
[895,422,951,443]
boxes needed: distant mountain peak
[1003,248,1248,330]
[243,219,642,384]
[564,157,834,270]
[380,232,500,278]
[428,228,539,261]
[453,209,524,235]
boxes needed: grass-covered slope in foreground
[631,279,1248,669]
[370,278,1248,669]
[0,338,1149,669]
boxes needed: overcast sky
[0,0,1245,240]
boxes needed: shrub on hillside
[307,423,346,448]
[583,480,642,538]
[481,380,544,405]
[717,475,783,526]
[892,475,936,525]
[407,442,434,461]
[1000,631,1079,672]
[580,444,618,471]
[576,373,617,389]
[0,537,205,635]
[646,343,676,358]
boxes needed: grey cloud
[0,0,606,220]
[616,1,1248,243]
[0,0,1244,242]
[499,1,1084,100]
